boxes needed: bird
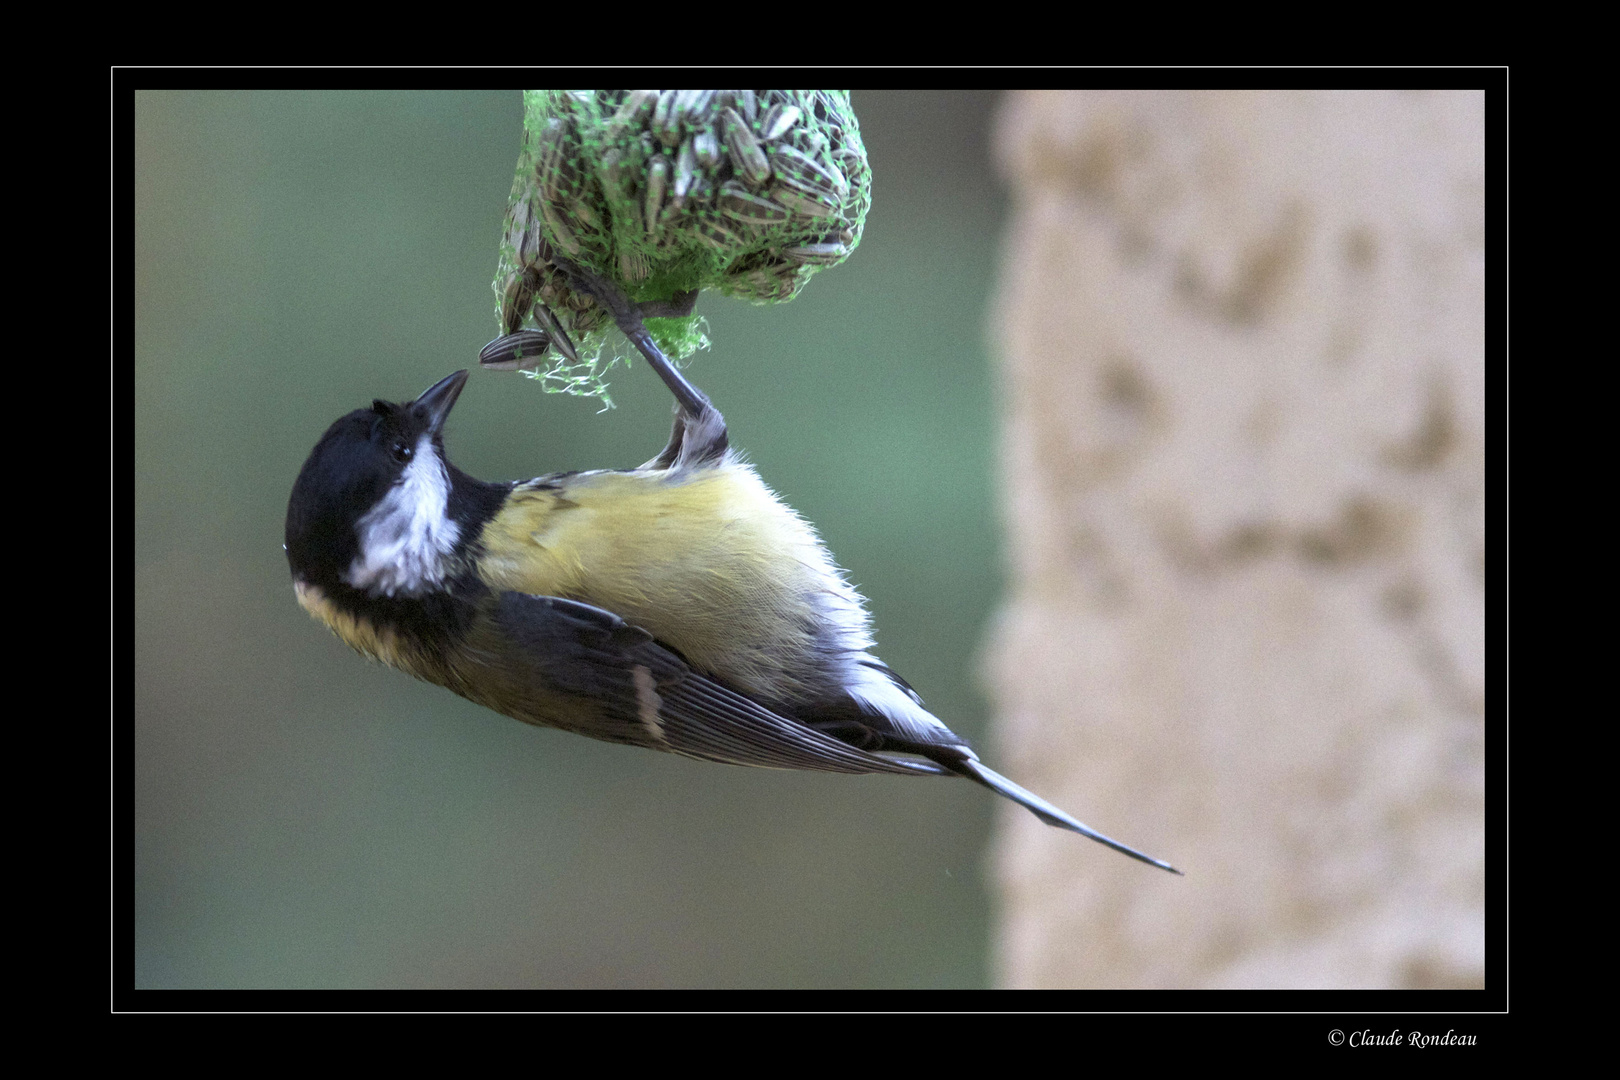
[285,266,1180,874]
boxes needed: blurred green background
[134,90,1009,989]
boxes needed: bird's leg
[552,260,729,468]
[557,261,711,418]
[636,290,700,320]
[481,298,696,372]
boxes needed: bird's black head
[286,370,470,597]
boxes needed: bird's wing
[476,591,950,777]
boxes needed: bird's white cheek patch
[345,437,462,597]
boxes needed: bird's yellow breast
[475,459,849,701]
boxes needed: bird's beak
[414,370,469,436]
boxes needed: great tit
[285,269,1180,874]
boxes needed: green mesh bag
[491,89,871,403]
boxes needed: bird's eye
[391,440,413,464]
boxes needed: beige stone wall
[983,90,1484,989]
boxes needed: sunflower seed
[722,107,771,187]
[692,126,722,170]
[770,142,846,199]
[537,268,565,307]
[619,247,650,282]
[540,203,580,255]
[644,155,669,235]
[676,89,716,129]
[521,215,548,270]
[606,89,658,142]
[480,329,552,370]
[671,136,698,208]
[771,183,840,219]
[536,116,581,203]
[499,274,534,336]
[696,218,742,251]
[728,265,802,301]
[686,172,715,209]
[508,195,530,239]
[598,146,627,188]
[508,201,547,270]
[803,125,830,155]
[719,181,790,226]
[653,90,681,146]
[832,148,869,191]
[597,148,645,236]
[531,301,578,363]
[570,201,599,231]
[759,103,802,142]
[782,241,848,265]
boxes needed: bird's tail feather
[955,758,1182,875]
